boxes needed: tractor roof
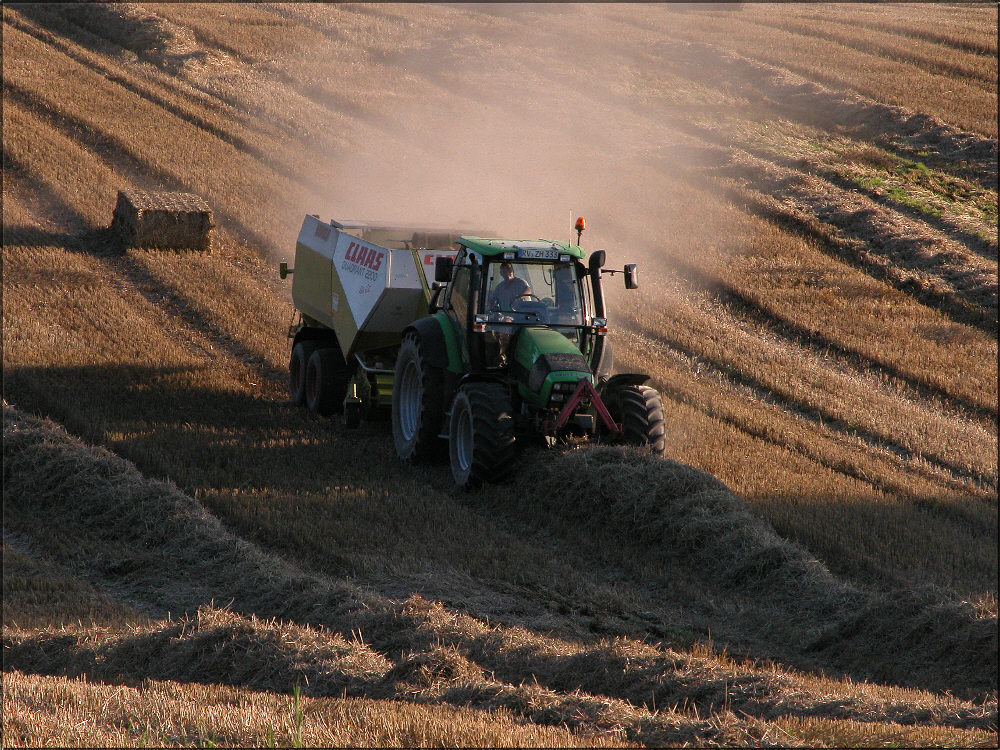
[457,237,586,259]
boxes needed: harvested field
[3,2,996,746]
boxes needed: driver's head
[499,262,514,280]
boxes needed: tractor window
[480,260,584,351]
[484,261,583,325]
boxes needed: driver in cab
[489,262,531,311]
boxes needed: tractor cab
[432,237,638,378]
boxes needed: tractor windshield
[483,260,584,328]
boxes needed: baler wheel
[305,347,350,415]
[289,341,318,406]
[448,382,515,487]
[392,333,445,461]
[604,384,666,456]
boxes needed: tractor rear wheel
[392,333,445,461]
[449,382,515,487]
[305,347,350,415]
[604,384,666,456]
[289,340,318,405]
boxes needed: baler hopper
[281,216,489,425]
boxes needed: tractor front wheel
[604,384,666,456]
[392,333,445,461]
[449,383,516,487]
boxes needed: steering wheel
[512,294,545,318]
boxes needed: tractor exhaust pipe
[588,250,607,374]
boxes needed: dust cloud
[281,2,742,309]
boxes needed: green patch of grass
[857,175,884,188]
[882,182,943,217]
[828,144,996,226]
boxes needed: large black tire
[305,347,350,416]
[289,341,319,405]
[448,382,516,487]
[604,384,666,456]
[392,333,445,461]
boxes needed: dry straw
[511,445,997,700]
[4,404,996,718]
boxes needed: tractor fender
[403,316,450,370]
[600,373,650,393]
[457,372,508,390]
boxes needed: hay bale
[111,190,214,251]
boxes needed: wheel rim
[398,358,421,441]
[453,400,473,474]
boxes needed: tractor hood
[513,327,592,402]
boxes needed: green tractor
[392,234,665,486]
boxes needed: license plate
[518,247,559,260]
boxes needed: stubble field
[2,3,997,747]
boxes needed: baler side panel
[292,215,455,361]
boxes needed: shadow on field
[655,252,998,427]
[4,78,281,259]
[3,224,123,255]
[639,137,999,336]
[2,363,393,495]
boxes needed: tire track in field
[612,27,996,187]
[725,180,997,336]
[627,109,998,334]
[616,318,995,503]
[815,168,997,264]
[719,146,997,290]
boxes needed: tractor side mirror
[435,256,453,282]
[624,263,638,289]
